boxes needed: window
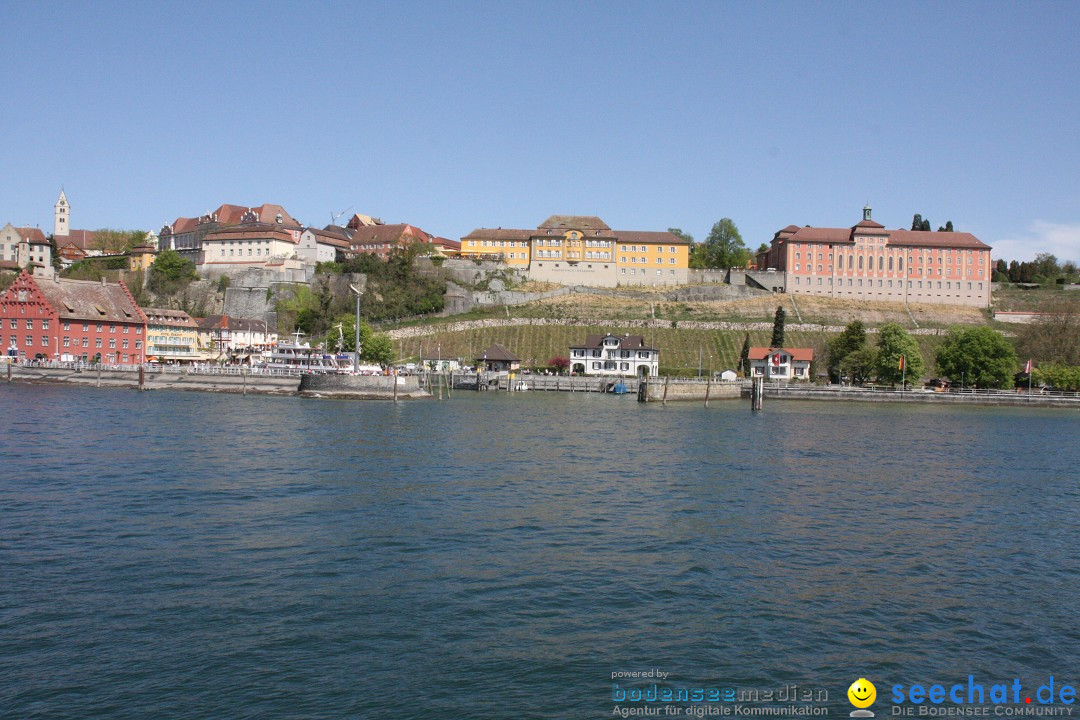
[122,340,129,349]
[795,264,800,271]
[795,276,801,285]
[96,338,102,348]
[8,319,14,329]
[83,322,89,331]
[817,264,822,272]
[26,319,33,329]
[63,337,70,347]
[97,324,103,332]
[42,319,50,330]
[669,246,675,253]
[123,326,129,334]
[26,335,33,345]
[848,255,854,270]
[135,341,142,350]
[110,324,116,333]
[669,258,675,264]
[109,339,116,349]
[82,337,89,347]
[858,256,864,270]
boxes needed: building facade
[142,308,201,363]
[1,270,146,363]
[159,203,302,264]
[460,215,690,287]
[748,347,814,381]
[756,206,992,307]
[0,224,53,277]
[570,334,659,377]
[197,315,278,362]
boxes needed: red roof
[780,225,989,250]
[15,227,49,245]
[56,229,97,249]
[749,347,814,362]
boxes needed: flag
[772,352,781,367]
[1025,359,1032,374]
[898,355,906,371]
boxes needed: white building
[748,347,814,381]
[297,228,351,265]
[570,334,658,377]
[0,223,53,278]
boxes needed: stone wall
[298,373,429,399]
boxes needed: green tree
[690,218,749,269]
[1032,253,1060,280]
[911,214,924,231]
[875,322,924,386]
[147,249,197,294]
[936,220,954,232]
[739,333,751,375]
[934,326,1018,388]
[826,320,867,382]
[1032,363,1080,391]
[770,305,786,348]
[90,229,146,254]
[363,333,395,366]
[841,347,879,385]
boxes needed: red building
[1,270,147,364]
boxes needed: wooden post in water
[138,364,145,391]
[704,376,711,407]
[7,361,11,383]
[242,367,247,395]
[751,377,763,411]
[393,374,399,401]
[446,372,452,398]
[96,363,101,388]
[662,376,669,405]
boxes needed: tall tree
[691,218,749,269]
[875,322,924,386]
[147,249,197,294]
[771,306,786,348]
[826,320,867,382]
[1016,296,1079,366]
[911,214,924,231]
[935,327,1018,389]
[739,333,751,375]
[841,347,879,385]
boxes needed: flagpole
[1028,359,1032,396]
[901,354,906,394]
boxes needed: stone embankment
[6,365,299,394]
[385,317,955,341]
[747,385,1080,408]
[298,374,429,399]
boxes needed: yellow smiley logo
[848,678,877,709]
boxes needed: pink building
[756,206,992,307]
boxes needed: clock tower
[54,188,69,237]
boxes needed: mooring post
[662,376,669,405]
[97,363,101,388]
[242,367,248,395]
[7,361,11,383]
[138,364,145,391]
[393,374,399,401]
[705,377,711,407]
[751,377,763,411]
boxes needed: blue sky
[2,1,1078,262]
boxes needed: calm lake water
[1,383,1078,719]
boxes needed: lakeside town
[2,190,1078,398]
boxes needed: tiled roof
[35,276,144,324]
[572,334,655,351]
[203,223,298,244]
[462,228,534,241]
[141,307,197,327]
[782,225,989,249]
[615,230,686,245]
[306,228,352,248]
[198,314,272,332]
[538,215,611,231]
[56,229,97,249]
[749,347,814,362]
[0,260,20,270]
[476,343,520,362]
[16,227,49,245]
[349,223,431,246]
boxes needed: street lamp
[349,284,362,374]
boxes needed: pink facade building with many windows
[756,206,992,308]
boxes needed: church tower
[54,189,69,237]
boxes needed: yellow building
[141,307,203,363]
[460,215,689,287]
[129,244,156,272]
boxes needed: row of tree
[910,214,954,232]
[826,321,1033,389]
[993,254,1078,284]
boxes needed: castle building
[460,215,689,287]
[756,206,992,308]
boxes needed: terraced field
[393,323,947,376]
